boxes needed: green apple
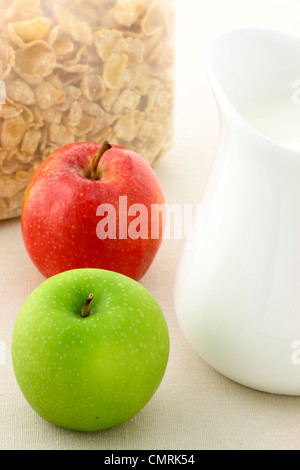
[12,268,169,432]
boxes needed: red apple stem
[80,294,94,318]
[90,141,112,180]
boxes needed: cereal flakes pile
[0,0,174,220]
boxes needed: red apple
[21,141,165,281]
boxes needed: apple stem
[90,141,112,180]
[80,294,94,318]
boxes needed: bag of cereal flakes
[0,0,175,220]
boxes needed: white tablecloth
[1,0,300,450]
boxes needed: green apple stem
[80,294,94,318]
[90,141,112,180]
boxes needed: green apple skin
[11,268,169,432]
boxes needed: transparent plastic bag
[0,0,175,220]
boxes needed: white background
[1,0,300,450]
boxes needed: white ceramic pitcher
[174,27,300,395]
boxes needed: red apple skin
[21,142,165,281]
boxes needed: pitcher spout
[204,27,300,155]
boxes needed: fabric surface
[1,0,300,450]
